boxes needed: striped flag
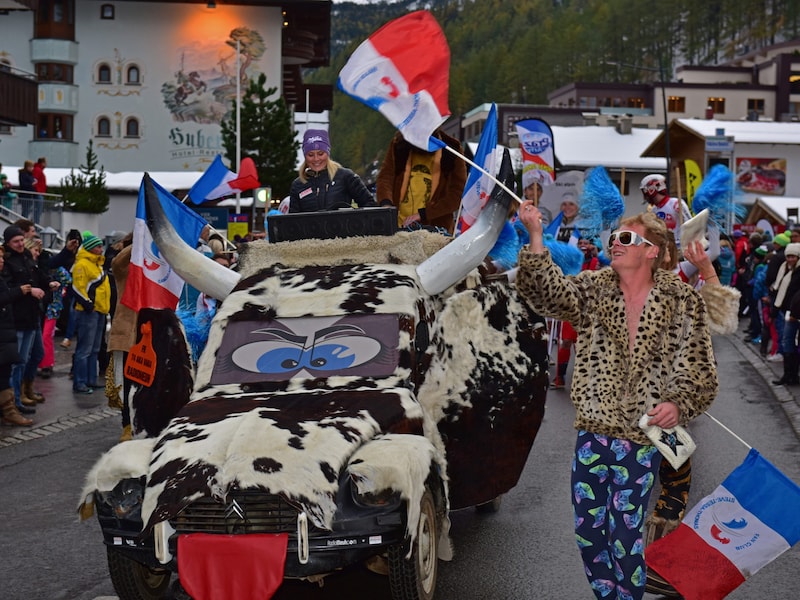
[186,155,260,204]
[337,10,450,151]
[646,448,800,600]
[457,103,498,233]
[122,174,207,312]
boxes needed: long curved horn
[144,173,241,300]
[416,148,515,295]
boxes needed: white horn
[144,173,240,300]
[416,148,515,295]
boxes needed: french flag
[121,174,208,312]
[646,448,800,600]
[186,155,260,204]
[457,103,498,233]
[337,10,450,151]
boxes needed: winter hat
[302,129,331,155]
[732,230,744,238]
[774,232,791,248]
[82,231,103,251]
[3,225,23,244]
[755,245,769,257]
[67,229,82,243]
[785,243,800,258]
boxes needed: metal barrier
[1,190,64,248]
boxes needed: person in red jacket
[29,157,47,224]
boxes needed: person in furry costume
[376,129,467,233]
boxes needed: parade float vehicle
[79,152,549,600]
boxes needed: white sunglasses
[607,230,655,250]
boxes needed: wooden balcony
[0,67,38,126]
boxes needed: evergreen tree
[58,140,109,213]
[220,72,299,199]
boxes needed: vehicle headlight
[349,476,402,509]
[96,477,145,519]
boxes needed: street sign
[705,135,735,153]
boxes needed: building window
[126,65,140,85]
[667,96,686,112]
[0,125,11,135]
[125,118,140,138]
[97,117,111,137]
[627,97,645,109]
[747,98,765,115]
[707,97,726,114]
[37,113,72,140]
[100,4,114,19]
[97,64,111,83]
[35,0,75,40]
[36,62,73,83]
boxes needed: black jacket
[0,275,23,366]
[289,167,375,213]
[2,247,50,330]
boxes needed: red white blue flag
[186,155,260,204]
[457,103,498,233]
[515,118,555,191]
[337,10,450,151]
[122,174,208,312]
[646,448,800,600]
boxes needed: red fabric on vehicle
[178,533,288,600]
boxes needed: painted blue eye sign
[212,315,400,384]
[232,335,382,374]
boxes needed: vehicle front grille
[172,492,301,535]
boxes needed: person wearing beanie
[289,129,376,213]
[2,224,56,413]
[376,128,467,233]
[71,231,111,394]
[768,241,800,368]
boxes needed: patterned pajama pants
[572,430,661,600]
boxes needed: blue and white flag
[647,448,800,600]
[457,103,498,233]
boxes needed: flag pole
[703,411,753,450]
[235,39,242,215]
[440,144,523,206]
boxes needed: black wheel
[388,488,438,600]
[107,547,172,600]
[475,494,503,514]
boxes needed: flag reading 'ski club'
[515,118,555,194]
[187,155,260,204]
[457,103,498,233]
[646,449,800,600]
[337,10,450,151]
[122,174,208,312]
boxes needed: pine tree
[58,140,109,213]
[220,72,299,199]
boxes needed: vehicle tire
[107,547,172,600]
[475,494,503,514]
[388,488,438,600]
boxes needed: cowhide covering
[79,231,548,564]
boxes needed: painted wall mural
[161,26,265,125]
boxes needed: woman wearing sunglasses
[514,202,719,600]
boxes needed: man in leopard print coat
[515,205,718,600]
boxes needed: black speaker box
[267,207,397,243]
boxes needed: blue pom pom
[489,220,523,270]
[543,235,584,275]
[692,164,735,224]
[578,166,625,238]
